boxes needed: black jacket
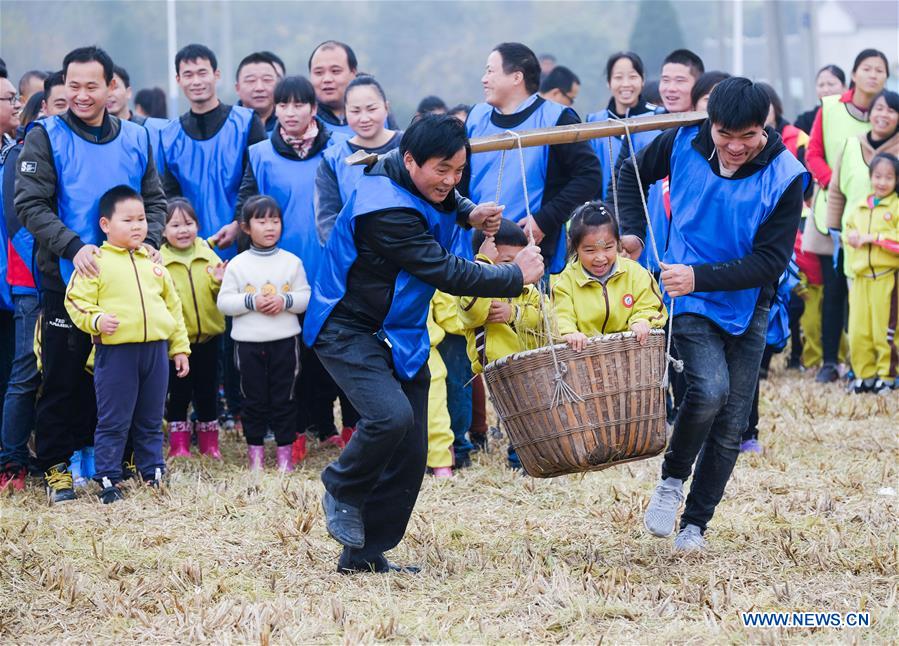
[617,120,805,300]
[162,102,266,197]
[328,149,525,333]
[14,110,167,293]
[460,96,602,263]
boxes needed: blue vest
[303,173,458,380]
[322,137,366,204]
[766,260,800,350]
[465,99,567,272]
[637,180,668,273]
[665,125,808,334]
[0,152,12,309]
[140,117,169,176]
[586,108,661,200]
[248,136,336,283]
[44,117,149,284]
[160,106,254,259]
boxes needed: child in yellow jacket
[457,220,542,470]
[553,201,667,351]
[161,198,227,459]
[426,295,456,477]
[65,186,190,503]
[842,153,899,393]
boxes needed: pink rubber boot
[340,426,355,446]
[196,421,222,460]
[168,421,192,458]
[247,445,265,471]
[276,445,294,473]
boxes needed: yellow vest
[161,239,226,344]
[552,256,668,337]
[813,94,871,234]
[65,243,190,357]
[843,193,899,278]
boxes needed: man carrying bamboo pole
[617,78,809,552]
[304,115,544,573]
[462,42,601,274]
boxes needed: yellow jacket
[65,243,191,357]
[161,239,226,343]
[457,256,542,373]
[843,193,899,278]
[553,256,668,336]
[431,290,464,337]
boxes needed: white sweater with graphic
[217,246,311,342]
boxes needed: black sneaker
[98,477,124,504]
[44,463,76,504]
[872,379,892,395]
[143,467,164,488]
[337,550,420,574]
[815,363,840,383]
[849,378,869,394]
[470,432,488,453]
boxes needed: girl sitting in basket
[554,201,668,351]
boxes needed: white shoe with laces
[674,523,706,552]
[644,477,684,537]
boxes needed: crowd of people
[0,37,895,566]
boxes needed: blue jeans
[0,294,41,466]
[437,334,474,462]
[663,305,769,532]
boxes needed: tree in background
[628,0,686,75]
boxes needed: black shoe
[321,490,365,549]
[871,378,892,395]
[121,453,137,481]
[815,363,839,383]
[453,453,472,470]
[44,463,76,505]
[337,550,420,574]
[97,477,124,504]
[786,357,801,370]
[470,432,488,453]
[143,467,164,488]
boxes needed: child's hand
[142,243,162,264]
[256,294,285,315]
[846,231,861,248]
[563,332,588,352]
[173,353,190,378]
[487,300,513,323]
[97,313,119,335]
[478,234,498,262]
[212,261,228,282]
[630,320,651,345]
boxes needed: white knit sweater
[217,246,311,342]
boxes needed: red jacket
[807,89,863,188]
[794,231,822,285]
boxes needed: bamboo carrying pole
[345,111,707,166]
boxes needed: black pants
[818,252,847,365]
[167,337,220,423]
[219,318,242,417]
[315,321,429,561]
[34,291,96,471]
[788,291,805,365]
[0,309,15,421]
[236,336,300,446]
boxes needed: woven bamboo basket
[483,330,667,478]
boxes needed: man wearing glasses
[539,66,581,108]
[0,75,21,143]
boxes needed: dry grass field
[1,365,896,644]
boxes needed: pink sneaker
[432,467,453,479]
[168,421,192,458]
[196,421,222,460]
[322,434,346,449]
[247,445,265,471]
[340,426,355,445]
[276,445,294,473]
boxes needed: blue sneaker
[507,446,522,470]
[80,446,96,480]
[69,450,87,488]
[740,438,763,453]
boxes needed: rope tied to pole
[501,129,582,408]
[607,116,684,384]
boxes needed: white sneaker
[674,524,706,552]
[644,477,684,537]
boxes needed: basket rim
[483,329,665,372]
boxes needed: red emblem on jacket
[622,294,635,308]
